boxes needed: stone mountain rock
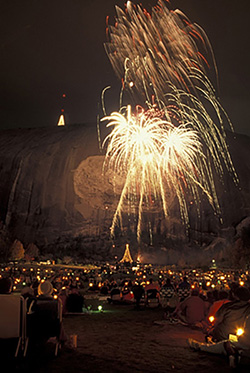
[0,125,249,251]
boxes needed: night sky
[1,0,249,136]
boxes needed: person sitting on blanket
[206,286,250,342]
[187,314,250,367]
[66,285,85,313]
[205,290,231,330]
[160,278,178,318]
[174,288,207,326]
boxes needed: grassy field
[2,303,250,372]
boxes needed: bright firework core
[101,1,238,241]
[103,105,210,241]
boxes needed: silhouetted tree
[9,239,25,261]
[233,226,250,268]
[25,243,39,261]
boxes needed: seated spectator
[160,279,179,318]
[121,287,134,303]
[206,290,230,327]
[66,286,85,313]
[206,291,215,306]
[108,287,122,304]
[177,277,191,301]
[100,284,109,295]
[161,278,175,293]
[132,281,145,310]
[208,286,250,342]
[37,280,54,299]
[145,278,160,293]
[0,277,12,294]
[145,279,160,305]
[27,280,66,345]
[188,314,250,367]
[146,288,159,299]
[211,290,219,302]
[174,288,207,325]
[178,276,191,290]
[160,278,176,310]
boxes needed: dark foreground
[2,304,250,373]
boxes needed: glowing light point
[236,328,244,337]
[209,316,215,323]
[57,114,65,126]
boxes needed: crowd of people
[1,261,250,365]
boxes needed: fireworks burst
[103,105,213,241]
[101,1,238,240]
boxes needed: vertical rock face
[0,125,249,247]
[0,125,101,244]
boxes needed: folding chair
[160,287,175,308]
[177,288,190,302]
[24,298,62,357]
[0,294,25,357]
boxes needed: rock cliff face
[0,125,249,249]
[0,125,101,245]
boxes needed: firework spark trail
[105,1,216,104]
[101,0,238,240]
[102,106,206,240]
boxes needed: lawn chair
[24,297,63,357]
[0,294,25,357]
[177,287,190,302]
[160,287,175,308]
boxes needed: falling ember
[101,1,238,241]
[102,105,211,240]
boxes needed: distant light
[57,114,65,126]
[209,316,215,323]
[98,305,103,312]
